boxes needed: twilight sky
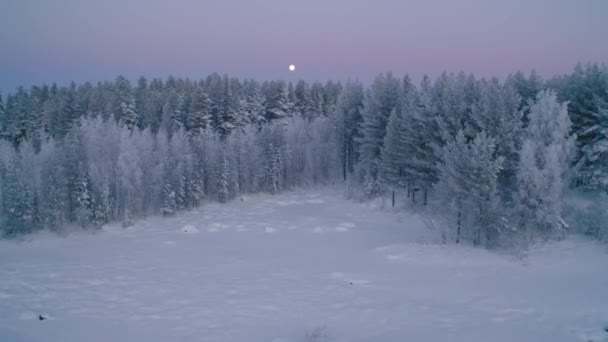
[1,0,607,94]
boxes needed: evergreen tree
[63,130,92,227]
[119,93,138,131]
[264,81,292,122]
[324,81,342,115]
[241,80,265,126]
[1,157,34,236]
[379,109,407,203]
[357,72,402,198]
[557,64,608,189]
[217,151,230,203]
[187,88,212,135]
[575,97,608,190]
[435,131,504,246]
[468,78,523,191]
[294,80,312,118]
[401,76,440,204]
[215,78,238,139]
[161,183,177,216]
[333,81,364,180]
[310,82,325,117]
[2,88,31,146]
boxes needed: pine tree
[310,82,325,117]
[559,64,608,189]
[435,131,504,246]
[241,80,265,126]
[119,94,138,131]
[217,151,230,203]
[294,80,312,119]
[2,88,31,146]
[215,79,238,139]
[323,80,342,116]
[187,88,212,135]
[1,157,34,236]
[379,109,406,204]
[357,72,402,198]
[28,86,49,152]
[171,94,188,132]
[467,78,523,191]
[333,81,364,181]
[63,130,92,227]
[264,81,292,122]
[185,163,205,208]
[40,153,68,230]
[161,183,177,216]
[575,98,608,190]
[401,76,440,204]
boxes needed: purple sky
[1,0,607,94]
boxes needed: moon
[289,64,296,71]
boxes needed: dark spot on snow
[604,326,608,332]
[38,315,46,321]
[349,282,353,285]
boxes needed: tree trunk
[392,190,395,207]
[423,189,428,206]
[456,210,461,244]
[412,190,416,204]
[342,136,347,181]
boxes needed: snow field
[0,187,607,342]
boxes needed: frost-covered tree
[332,80,364,181]
[310,82,325,117]
[323,81,342,116]
[556,64,608,190]
[1,156,35,236]
[259,124,287,193]
[39,148,68,230]
[294,80,312,119]
[379,75,421,205]
[0,94,4,122]
[468,78,523,191]
[216,150,231,203]
[264,81,293,123]
[119,94,138,131]
[171,94,188,132]
[400,76,439,204]
[379,109,406,205]
[215,77,238,139]
[187,88,212,135]
[240,80,265,126]
[515,90,575,240]
[575,98,608,190]
[435,131,504,246]
[357,72,402,198]
[62,130,93,227]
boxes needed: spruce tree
[187,88,212,135]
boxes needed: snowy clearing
[1,188,607,342]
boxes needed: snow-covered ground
[1,188,607,342]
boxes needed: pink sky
[1,0,607,93]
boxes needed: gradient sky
[1,0,607,94]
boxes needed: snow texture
[0,188,607,342]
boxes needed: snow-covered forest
[1,63,607,247]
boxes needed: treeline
[0,64,607,246]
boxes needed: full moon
[289,64,296,71]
